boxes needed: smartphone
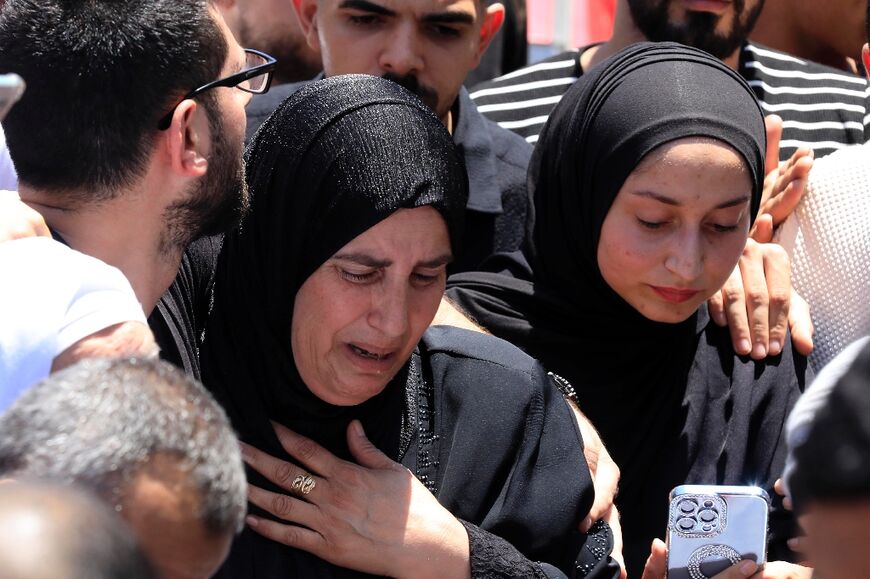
[0,73,25,121]
[666,485,769,579]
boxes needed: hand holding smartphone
[666,485,769,579]
[0,73,25,121]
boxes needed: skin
[122,454,234,579]
[292,207,452,406]
[597,137,753,323]
[16,6,252,315]
[293,0,504,122]
[800,499,870,579]
[216,0,322,83]
[751,0,866,72]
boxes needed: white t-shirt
[0,237,146,410]
[0,123,17,191]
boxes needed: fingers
[762,244,791,357]
[271,420,337,477]
[764,115,783,177]
[711,560,758,579]
[737,240,770,359]
[788,290,814,356]
[583,448,620,532]
[750,213,774,244]
[247,483,320,527]
[719,263,753,356]
[346,420,400,471]
[640,538,668,579]
[764,152,813,227]
[709,289,727,327]
[239,440,324,499]
[246,513,326,553]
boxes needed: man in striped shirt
[471,0,870,160]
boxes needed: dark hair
[790,342,870,510]
[0,0,227,202]
[866,0,870,46]
[0,357,247,536]
[0,480,157,579]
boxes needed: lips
[349,343,391,361]
[650,286,701,304]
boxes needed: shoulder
[424,325,538,373]
[742,42,868,90]
[470,49,582,99]
[245,82,310,142]
[481,112,533,170]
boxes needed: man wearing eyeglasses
[0,0,275,380]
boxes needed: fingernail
[738,339,752,354]
[351,420,365,438]
[769,340,781,355]
[739,560,758,576]
[581,516,592,531]
[238,442,253,461]
[246,515,259,528]
[752,342,767,358]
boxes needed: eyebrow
[334,252,454,268]
[421,10,475,25]
[339,0,396,16]
[631,190,751,210]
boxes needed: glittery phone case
[666,485,769,579]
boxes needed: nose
[664,227,705,282]
[367,282,410,340]
[378,24,424,77]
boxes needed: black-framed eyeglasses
[157,48,276,130]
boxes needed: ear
[863,44,870,80]
[294,0,323,53]
[474,2,505,65]
[162,99,210,180]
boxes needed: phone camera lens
[678,517,695,530]
[679,499,697,514]
[702,524,712,532]
[699,509,716,522]
[703,500,714,508]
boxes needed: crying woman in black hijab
[201,75,622,579]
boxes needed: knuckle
[721,286,744,304]
[746,290,767,310]
[274,461,295,488]
[281,526,303,546]
[295,437,320,463]
[272,493,294,518]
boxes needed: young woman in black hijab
[446,43,810,577]
[201,75,621,579]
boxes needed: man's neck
[583,0,743,72]
[19,185,182,315]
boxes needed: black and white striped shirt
[470,42,870,160]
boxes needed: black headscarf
[202,75,467,464]
[447,43,804,575]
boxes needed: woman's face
[291,207,452,406]
[597,137,753,323]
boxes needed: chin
[637,301,701,324]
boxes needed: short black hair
[0,0,227,202]
[866,0,870,45]
[790,341,870,511]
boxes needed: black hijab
[447,43,806,575]
[202,74,467,464]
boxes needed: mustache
[381,73,439,111]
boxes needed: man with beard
[470,0,870,161]
[243,0,533,272]
[0,0,275,376]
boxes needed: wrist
[394,515,470,579]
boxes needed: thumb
[346,420,395,469]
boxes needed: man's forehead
[334,0,483,21]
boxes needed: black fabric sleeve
[460,519,622,579]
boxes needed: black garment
[446,43,809,576]
[147,235,222,380]
[244,80,531,273]
[203,75,618,578]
